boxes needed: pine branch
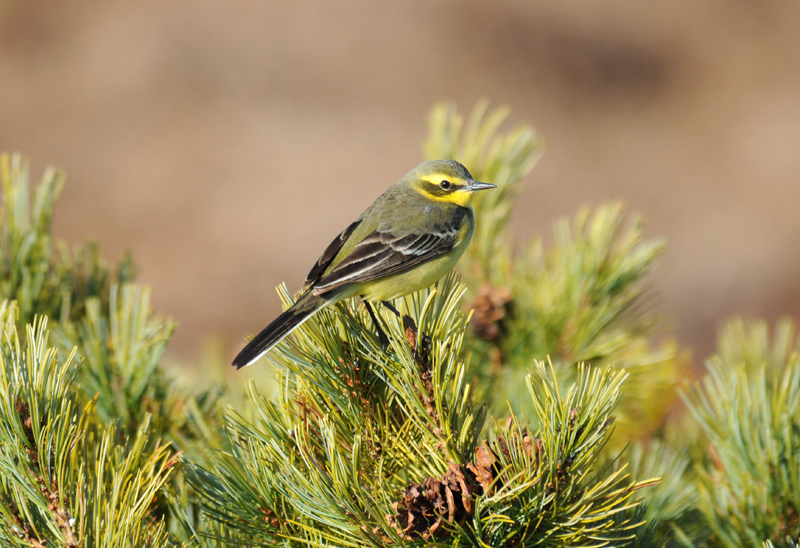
[0,302,178,547]
[0,153,137,329]
[0,152,225,545]
[0,153,66,327]
[765,538,800,548]
[624,440,706,544]
[187,272,655,546]
[53,283,175,437]
[473,199,684,440]
[682,318,800,547]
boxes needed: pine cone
[386,463,479,540]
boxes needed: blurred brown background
[1,1,799,366]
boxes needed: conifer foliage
[684,318,800,546]
[0,100,798,547]
[0,153,222,547]
[185,277,651,546]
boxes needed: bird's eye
[439,180,452,190]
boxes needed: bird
[232,159,495,369]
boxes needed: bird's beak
[464,180,496,192]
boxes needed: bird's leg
[381,300,401,317]
[364,301,390,351]
[381,300,417,331]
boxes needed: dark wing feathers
[304,219,362,287]
[312,223,460,294]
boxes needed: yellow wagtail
[232,159,494,368]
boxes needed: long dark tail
[232,293,327,369]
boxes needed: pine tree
[0,153,224,546]
[0,100,798,547]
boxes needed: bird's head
[407,160,495,207]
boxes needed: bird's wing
[312,221,460,295]
[304,219,362,287]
